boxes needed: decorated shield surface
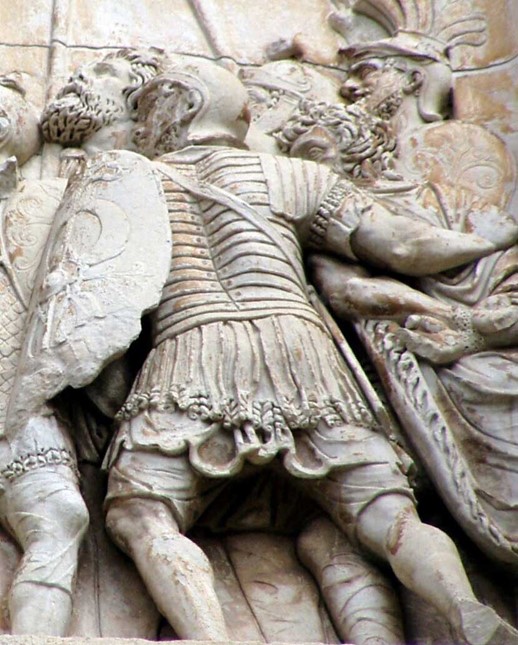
[2,177,67,308]
[6,150,171,434]
[0,175,67,431]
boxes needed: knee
[15,489,89,551]
[356,494,417,559]
[297,515,340,564]
[57,493,89,541]
[106,498,179,555]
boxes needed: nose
[68,70,85,83]
[340,78,363,101]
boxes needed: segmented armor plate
[153,148,336,343]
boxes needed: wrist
[452,307,487,353]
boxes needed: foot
[452,599,518,645]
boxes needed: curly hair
[274,99,397,180]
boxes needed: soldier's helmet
[134,58,250,156]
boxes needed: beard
[336,104,397,179]
[41,82,126,146]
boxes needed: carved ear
[404,69,423,95]
[183,88,203,122]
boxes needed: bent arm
[309,179,517,277]
[348,206,504,277]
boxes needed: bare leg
[106,497,228,641]
[356,495,518,644]
[10,586,72,635]
[297,515,404,645]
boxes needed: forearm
[349,206,500,277]
[337,276,454,323]
[311,254,453,323]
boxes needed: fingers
[397,328,436,356]
[405,314,446,333]
[397,327,462,365]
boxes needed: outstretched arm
[310,254,518,365]
[310,254,471,365]
[314,183,518,277]
[349,205,514,276]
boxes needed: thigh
[296,428,415,544]
[106,448,229,533]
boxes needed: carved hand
[397,312,486,365]
[472,294,518,344]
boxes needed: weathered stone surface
[0,2,516,644]
[449,0,518,70]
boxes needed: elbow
[388,243,421,275]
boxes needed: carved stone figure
[44,51,410,644]
[300,31,518,576]
[26,48,173,639]
[0,49,172,638]
[0,77,89,637]
[41,47,169,160]
[0,0,513,642]
[9,58,518,644]
[339,34,516,207]
[41,51,356,644]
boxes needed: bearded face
[341,59,414,121]
[41,90,103,146]
[275,99,397,180]
[41,61,131,146]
